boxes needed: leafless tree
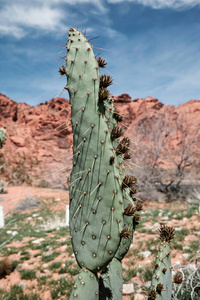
[129,113,200,202]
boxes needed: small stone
[18,282,26,288]
[37,217,43,221]
[134,293,146,300]
[59,274,68,278]
[43,264,49,268]
[175,228,182,231]
[138,251,152,258]
[27,217,32,221]
[32,238,45,244]
[44,252,53,257]
[153,223,160,227]
[61,245,67,251]
[145,260,152,264]
[183,217,188,221]
[123,283,134,294]
[161,216,169,221]
[6,230,12,234]
[32,213,39,217]
[182,253,190,260]
[150,246,156,251]
[183,245,190,250]
[188,263,196,271]
[158,212,163,217]
[12,231,18,236]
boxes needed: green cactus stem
[149,225,175,300]
[99,258,123,300]
[66,28,125,274]
[69,268,99,300]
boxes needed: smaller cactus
[149,225,175,300]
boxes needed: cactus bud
[159,225,175,243]
[123,204,136,216]
[115,137,130,155]
[100,75,113,88]
[173,272,183,284]
[122,175,137,189]
[156,283,164,294]
[59,65,66,76]
[111,126,123,141]
[99,87,110,101]
[113,110,123,122]
[147,289,157,300]
[97,57,107,68]
[120,228,131,239]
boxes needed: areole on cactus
[61,27,176,300]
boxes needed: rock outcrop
[0,93,199,187]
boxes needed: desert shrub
[37,215,66,231]
[36,179,50,188]
[20,269,36,280]
[172,262,200,300]
[186,188,200,214]
[14,194,41,213]
[0,257,12,278]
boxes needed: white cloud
[0,0,106,38]
[0,2,66,38]
[108,0,200,10]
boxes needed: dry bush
[129,113,200,202]
[172,261,200,300]
[37,215,66,231]
[0,257,12,278]
[14,194,41,213]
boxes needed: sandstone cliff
[0,93,199,187]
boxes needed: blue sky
[0,0,200,106]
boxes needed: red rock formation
[0,93,199,187]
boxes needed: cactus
[148,225,175,300]
[69,269,99,300]
[63,27,139,299]
[61,27,175,300]
[0,127,6,149]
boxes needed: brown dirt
[0,186,199,299]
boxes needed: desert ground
[0,186,199,299]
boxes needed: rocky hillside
[0,93,200,187]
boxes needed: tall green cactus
[61,27,175,300]
[63,27,139,299]
[66,28,125,275]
